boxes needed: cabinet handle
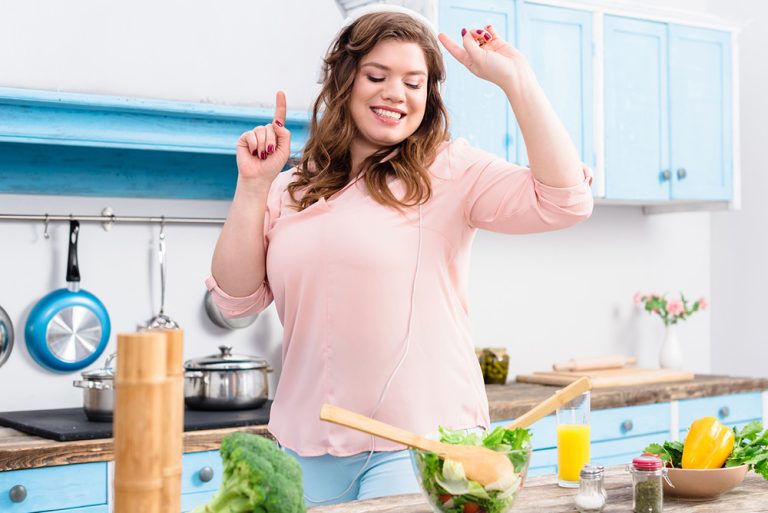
[718,406,730,419]
[199,466,215,482]
[9,484,27,503]
[660,169,672,181]
[621,419,634,433]
[677,168,688,180]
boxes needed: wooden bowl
[663,465,748,499]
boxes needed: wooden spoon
[505,376,592,429]
[320,404,514,488]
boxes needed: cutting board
[516,368,695,388]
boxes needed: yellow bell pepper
[682,416,735,469]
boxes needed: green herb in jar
[634,479,662,513]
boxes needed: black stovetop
[0,402,271,442]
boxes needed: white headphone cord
[304,202,423,504]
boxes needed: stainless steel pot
[184,345,272,410]
[73,353,115,422]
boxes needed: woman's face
[349,39,429,152]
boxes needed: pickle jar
[477,347,509,384]
[629,455,664,513]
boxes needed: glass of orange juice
[556,390,591,488]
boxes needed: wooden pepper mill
[113,329,184,513]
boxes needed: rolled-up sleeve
[453,139,594,234]
[205,172,290,318]
[205,275,272,318]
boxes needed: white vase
[659,324,683,370]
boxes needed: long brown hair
[288,12,450,211]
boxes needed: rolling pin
[553,355,637,372]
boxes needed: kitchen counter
[1,375,766,471]
[306,467,768,512]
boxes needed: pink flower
[667,300,685,316]
[633,291,644,304]
[698,297,709,310]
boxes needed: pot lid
[81,353,116,380]
[184,345,269,371]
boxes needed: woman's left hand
[438,25,527,87]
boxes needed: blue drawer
[678,392,762,431]
[182,450,223,495]
[0,462,107,513]
[591,403,670,441]
[182,490,218,513]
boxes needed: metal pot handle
[73,379,112,390]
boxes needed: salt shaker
[574,464,607,513]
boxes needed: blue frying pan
[25,220,110,372]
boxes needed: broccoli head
[191,432,305,513]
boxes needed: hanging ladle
[320,376,592,488]
[144,220,179,330]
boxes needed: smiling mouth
[371,107,405,121]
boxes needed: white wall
[0,0,755,413]
[708,0,768,377]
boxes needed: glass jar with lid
[629,455,664,513]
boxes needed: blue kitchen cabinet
[0,462,108,512]
[520,3,594,169]
[439,0,520,161]
[678,392,762,439]
[668,24,733,201]
[180,450,223,511]
[604,15,669,201]
[604,16,732,201]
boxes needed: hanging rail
[0,211,225,235]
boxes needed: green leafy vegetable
[413,426,532,513]
[191,432,305,513]
[726,421,768,479]
[643,441,684,468]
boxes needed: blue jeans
[282,447,421,506]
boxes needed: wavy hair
[287,12,450,211]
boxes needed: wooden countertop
[307,467,768,512]
[1,375,766,472]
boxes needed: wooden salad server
[320,404,514,488]
[505,376,592,429]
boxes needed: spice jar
[575,464,606,513]
[476,347,509,384]
[629,455,664,513]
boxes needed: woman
[207,9,593,505]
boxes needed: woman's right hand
[236,91,291,187]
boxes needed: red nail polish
[461,28,467,36]
[252,149,258,157]
[476,29,483,35]
[484,33,491,40]
[267,144,274,153]
[274,119,283,127]
[260,151,266,160]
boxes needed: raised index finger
[274,91,287,125]
[438,32,470,67]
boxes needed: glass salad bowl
[410,426,533,513]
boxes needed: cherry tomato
[438,494,453,504]
[463,503,483,513]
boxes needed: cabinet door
[604,16,669,200]
[669,25,733,200]
[439,0,520,161]
[520,3,594,169]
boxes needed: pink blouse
[206,138,593,456]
